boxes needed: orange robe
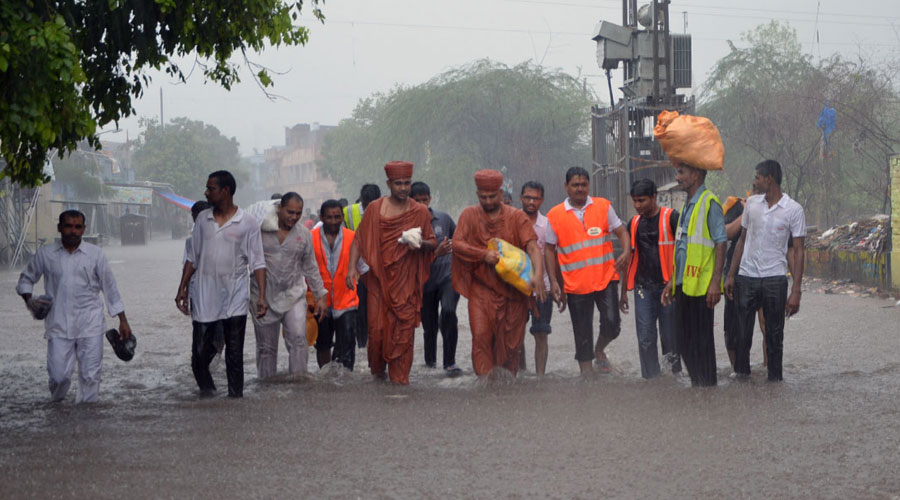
[452,204,537,376]
[356,197,434,384]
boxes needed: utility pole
[159,88,164,127]
[591,0,693,216]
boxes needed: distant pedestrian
[183,200,222,358]
[725,160,806,382]
[344,183,382,350]
[17,210,132,403]
[411,181,462,377]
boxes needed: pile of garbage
[804,277,898,301]
[806,215,891,253]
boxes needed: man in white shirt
[175,171,267,398]
[17,210,132,403]
[725,160,806,382]
[252,192,327,378]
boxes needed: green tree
[0,0,323,187]
[700,21,900,225]
[51,149,108,200]
[133,118,246,199]
[321,60,595,210]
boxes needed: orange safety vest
[311,226,360,310]
[546,197,618,295]
[625,207,675,291]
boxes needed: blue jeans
[633,283,679,378]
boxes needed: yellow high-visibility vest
[677,189,720,297]
[343,203,363,230]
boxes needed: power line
[502,0,900,21]
[688,11,900,29]
[305,17,900,47]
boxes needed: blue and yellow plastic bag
[488,238,533,296]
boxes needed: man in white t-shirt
[175,171,267,398]
[725,160,806,382]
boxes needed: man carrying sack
[452,169,546,378]
[656,111,728,388]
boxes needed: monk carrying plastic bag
[488,237,534,296]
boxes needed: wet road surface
[1,238,899,499]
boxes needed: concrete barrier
[805,248,892,290]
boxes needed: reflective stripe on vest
[546,197,618,295]
[560,253,614,272]
[677,190,721,297]
[311,226,360,310]
[558,235,612,255]
[625,206,675,291]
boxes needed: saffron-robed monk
[452,169,547,377]
[346,161,436,385]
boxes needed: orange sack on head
[653,110,725,171]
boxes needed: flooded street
[1,237,899,499]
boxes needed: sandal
[594,353,611,374]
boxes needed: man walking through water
[725,160,806,382]
[660,161,727,387]
[452,169,546,378]
[252,192,327,378]
[410,181,463,377]
[345,184,381,350]
[313,199,367,371]
[346,161,436,385]
[520,181,553,376]
[620,179,681,378]
[18,210,132,403]
[175,170,267,398]
[544,167,630,376]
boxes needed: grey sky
[104,0,900,155]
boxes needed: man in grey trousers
[251,192,327,378]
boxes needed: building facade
[264,123,338,217]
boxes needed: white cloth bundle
[397,227,423,249]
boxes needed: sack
[653,110,725,171]
[488,238,534,296]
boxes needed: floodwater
[1,238,899,499]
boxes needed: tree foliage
[51,150,109,201]
[321,60,595,210]
[0,0,323,187]
[700,21,900,225]
[133,117,246,199]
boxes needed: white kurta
[187,207,266,323]
[17,241,125,339]
[251,213,327,325]
[17,241,124,403]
